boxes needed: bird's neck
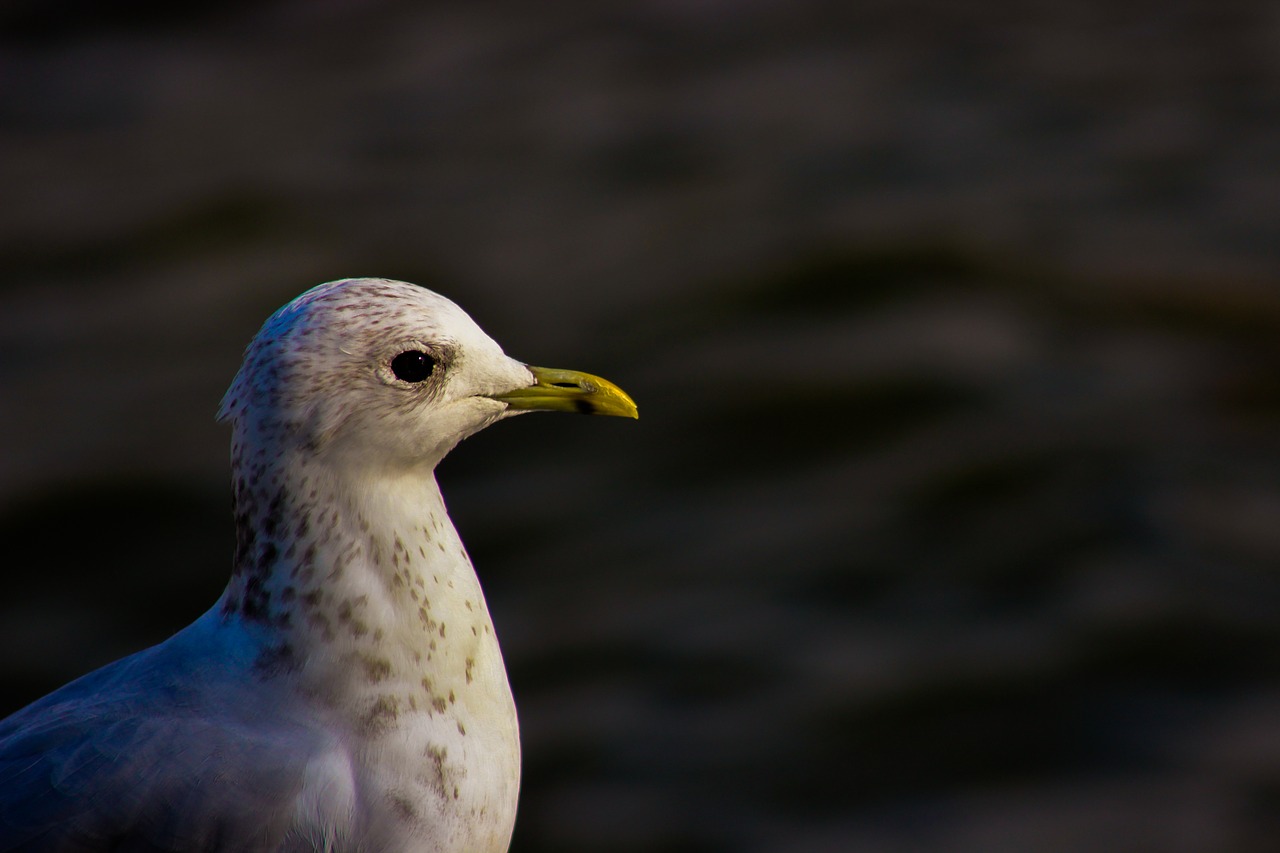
[216,451,514,734]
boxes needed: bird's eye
[390,350,437,383]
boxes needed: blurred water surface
[3,2,1280,851]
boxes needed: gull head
[216,278,637,473]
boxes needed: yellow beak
[490,365,638,419]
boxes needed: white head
[217,278,636,475]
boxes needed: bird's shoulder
[0,634,353,852]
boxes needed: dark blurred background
[3,1,1280,850]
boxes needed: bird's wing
[0,648,339,852]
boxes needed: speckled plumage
[0,279,632,852]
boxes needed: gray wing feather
[0,645,327,852]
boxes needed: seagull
[0,278,637,852]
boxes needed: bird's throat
[218,455,515,738]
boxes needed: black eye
[391,350,436,383]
